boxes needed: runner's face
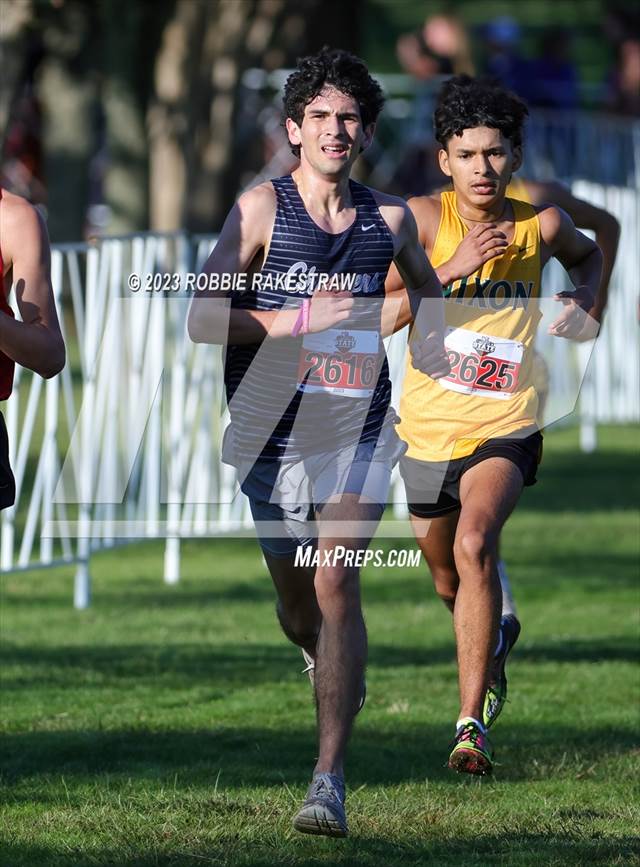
[439,126,522,208]
[286,87,373,176]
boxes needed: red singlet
[0,188,16,399]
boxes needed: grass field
[1,425,639,866]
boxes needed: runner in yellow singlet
[384,75,603,775]
[425,174,620,691]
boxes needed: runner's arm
[525,180,619,321]
[0,197,65,378]
[540,205,603,339]
[382,197,443,337]
[188,187,353,345]
[392,203,449,377]
[188,187,297,344]
[382,268,412,337]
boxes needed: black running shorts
[0,412,16,510]
[401,431,543,519]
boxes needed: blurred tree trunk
[0,0,35,155]
[5,0,362,238]
[100,0,173,235]
[37,0,98,242]
[186,0,287,233]
[148,0,204,232]
[149,0,362,233]
[100,1,147,235]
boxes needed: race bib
[439,327,523,400]
[297,329,379,398]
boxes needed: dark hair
[434,75,528,150]
[283,47,385,157]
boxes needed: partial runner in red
[0,188,65,508]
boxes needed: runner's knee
[275,600,319,649]
[454,528,494,572]
[314,566,360,608]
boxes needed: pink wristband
[292,298,311,336]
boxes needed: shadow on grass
[1,830,639,867]
[521,448,640,513]
[1,633,637,694]
[1,719,637,789]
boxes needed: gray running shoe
[300,649,367,713]
[292,772,348,837]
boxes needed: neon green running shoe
[483,614,521,729]
[448,719,493,776]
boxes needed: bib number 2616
[297,329,379,398]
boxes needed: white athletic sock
[498,559,518,618]
[456,716,486,734]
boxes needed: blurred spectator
[1,26,46,207]
[482,16,528,95]
[396,30,442,81]
[1,85,47,206]
[421,13,474,76]
[393,14,474,196]
[525,27,579,110]
[396,13,474,81]
[607,38,640,116]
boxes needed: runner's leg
[409,510,460,612]
[266,553,321,657]
[312,495,382,777]
[453,457,523,722]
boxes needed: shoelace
[458,723,483,746]
[311,774,344,803]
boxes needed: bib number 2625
[439,328,523,400]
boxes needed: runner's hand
[308,291,354,333]
[442,223,508,281]
[410,332,451,379]
[549,286,598,340]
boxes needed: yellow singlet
[397,190,542,461]
[506,178,531,203]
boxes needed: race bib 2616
[297,329,380,398]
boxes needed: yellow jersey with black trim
[397,191,542,461]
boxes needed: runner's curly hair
[283,47,385,157]
[434,75,528,150]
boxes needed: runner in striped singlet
[188,49,449,838]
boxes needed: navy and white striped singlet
[224,175,395,461]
